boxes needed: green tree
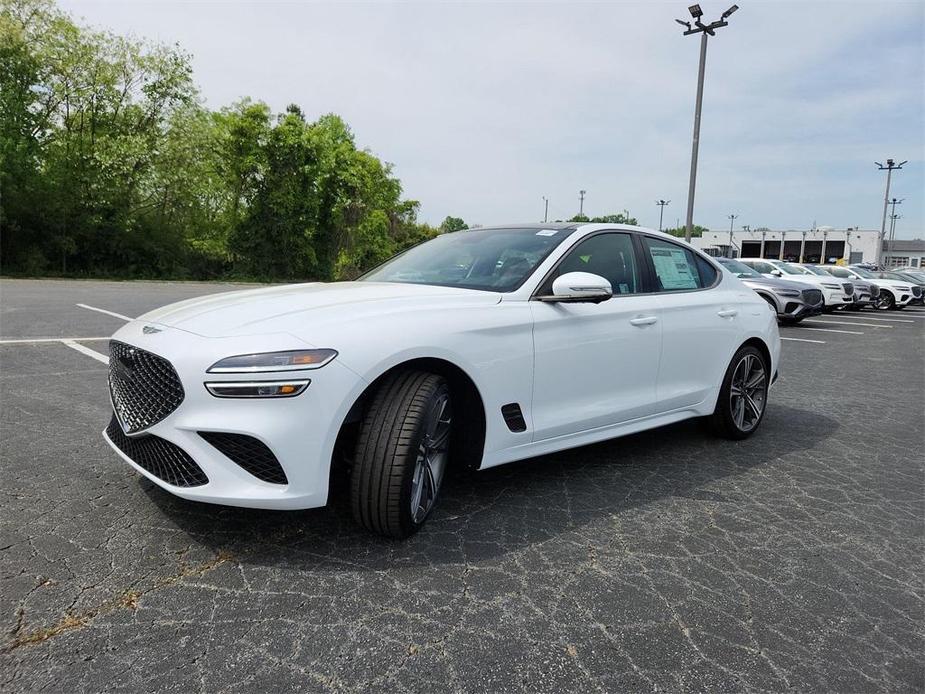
[439,215,467,233]
[568,212,638,225]
[663,225,709,238]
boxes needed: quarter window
[542,233,640,295]
[643,238,714,291]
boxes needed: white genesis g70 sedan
[104,224,780,537]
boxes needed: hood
[138,281,501,338]
[737,275,812,292]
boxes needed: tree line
[0,0,702,282]
[0,0,471,281]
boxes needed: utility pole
[799,229,807,263]
[876,159,906,266]
[542,196,549,223]
[675,3,739,244]
[727,214,738,258]
[656,200,670,231]
[579,190,586,217]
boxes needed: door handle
[629,316,658,326]
[717,308,738,318]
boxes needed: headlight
[207,349,337,373]
[821,283,840,289]
[771,288,801,297]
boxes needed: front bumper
[102,321,366,510]
[821,287,851,307]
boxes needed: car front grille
[870,285,880,298]
[106,415,208,487]
[912,286,922,298]
[198,432,288,485]
[802,289,823,306]
[109,341,185,434]
[842,282,854,295]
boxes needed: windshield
[822,266,851,278]
[803,265,831,276]
[880,272,905,281]
[718,259,761,278]
[851,267,874,279]
[776,263,808,275]
[360,227,571,292]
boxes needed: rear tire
[708,345,769,441]
[350,370,452,539]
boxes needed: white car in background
[800,265,879,310]
[103,223,780,538]
[823,265,917,311]
[737,259,853,312]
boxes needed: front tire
[709,346,769,440]
[876,291,895,311]
[350,370,452,538]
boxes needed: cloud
[59,0,924,235]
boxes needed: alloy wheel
[410,391,452,523]
[729,354,767,433]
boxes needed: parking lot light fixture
[675,4,740,244]
[727,213,738,257]
[656,199,671,231]
[875,159,906,265]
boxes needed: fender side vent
[501,403,527,433]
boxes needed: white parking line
[781,337,826,344]
[794,327,865,335]
[62,339,109,364]
[76,303,133,322]
[0,337,109,344]
[827,315,914,323]
[802,319,892,329]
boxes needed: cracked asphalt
[1,278,923,693]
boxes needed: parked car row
[721,257,924,321]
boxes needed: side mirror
[547,272,613,303]
[770,269,783,277]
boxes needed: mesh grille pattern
[871,285,881,298]
[842,282,854,295]
[106,416,208,487]
[198,432,288,485]
[802,289,823,306]
[109,341,185,434]
[912,286,922,298]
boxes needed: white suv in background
[822,265,916,311]
[738,259,852,312]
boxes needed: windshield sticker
[535,229,558,236]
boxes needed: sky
[59,0,925,236]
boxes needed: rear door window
[643,238,714,291]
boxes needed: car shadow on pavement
[142,403,837,570]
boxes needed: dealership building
[690,227,917,266]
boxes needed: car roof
[467,223,578,232]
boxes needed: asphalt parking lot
[1,278,923,693]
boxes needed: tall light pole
[656,199,670,231]
[875,159,906,266]
[886,198,902,265]
[579,190,586,217]
[542,196,549,223]
[727,213,737,257]
[675,3,739,244]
